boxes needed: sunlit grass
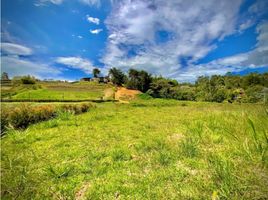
[1,99,268,199]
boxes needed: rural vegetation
[1,70,268,199]
[109,68,268,103]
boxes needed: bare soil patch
[114,87,141,102]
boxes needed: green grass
[1,99,268,199]
[1,82,112,100]
[12,89,103,100]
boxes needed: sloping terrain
[115,87,141,101]
[1,82,112,100]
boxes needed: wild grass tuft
[208,154,238,199]
[180,137,199,158]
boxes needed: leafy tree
[1,72,9,80]
[108,68,126,86]
[21,75,36,84]
[149,78,173,98]
[93,68,100,78]
[170,86,196,101]
[126,69,152,92]
[211,88,226,103]
[242,73,261,88]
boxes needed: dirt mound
[103,88,115,100]
[115,87,141,101]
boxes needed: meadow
[1,81,113,101]
[1,98,268,199]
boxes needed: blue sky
[1,0,268,82]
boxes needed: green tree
[1,72,9,80]
[126,69,152,92]
[108,68,126,86]
[93,68,100,78]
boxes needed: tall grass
[208,154,238,199]
[247,118,268,164]
[1,100,268,199]
[1,103,93,135]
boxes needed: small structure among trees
[80,77,92,82]
[93,68,100,78]
[80,68,109,83]
[1,72,11,85]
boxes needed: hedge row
[1,99,118,103]
[1,103,93,135]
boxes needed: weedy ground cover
[1,99,268,199]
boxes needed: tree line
[108,68,268,103]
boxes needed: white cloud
[90,29,103,34]
[55,56,96,74]
[79,0,100,7]
[1,55,61,79]
[77,35,83,39]
[34,0,63,6]
[35,0,100,7]
[1,42,33,56]
[174,21,268,82]
[102,0,244,79]
[86,15,100,25]
[239,19,254,32]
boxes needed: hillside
[1,81,114,101]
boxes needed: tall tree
[1,72,9,80]
[127,69,152,92]
[93,68,100,78]
[108,68,126,86]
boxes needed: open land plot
[1,99,268,199]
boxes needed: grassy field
[1,99,268,199]
[1,82,113,100]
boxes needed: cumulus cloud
[90,29,103,34]
[86,15,100,25]
[34,0,64,6]
[55,56,96,74]
[1,55,61,79]
[35,0,100,7]
[102,0,244,79]
[1,42,33,56]
[175,21,268,82]
[79,0,100,7]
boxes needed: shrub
[1,103,92,134]
[137,93,152,100]
[60,103,93,115]
[61,104,81,114]
[21,76,36,84]
[32,105,57,122]
[1,109,9,135]
[212,88,227,103]
[80,103,92,112]
[9,104,35,129]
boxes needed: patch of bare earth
[75,182,91,200]
[103,88,115,100]
[115,87,141,102]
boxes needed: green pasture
[1,82,112,100]
[1,99,268,199]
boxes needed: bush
[80,103,92,112]
[9,104,35,129]
[32,105,57,121]
[1,109,9,135]
[60,103,93,114]
[212,88,226,103]
[1,103,93,134]
[137,93,153,100]
[21,76,36,84]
